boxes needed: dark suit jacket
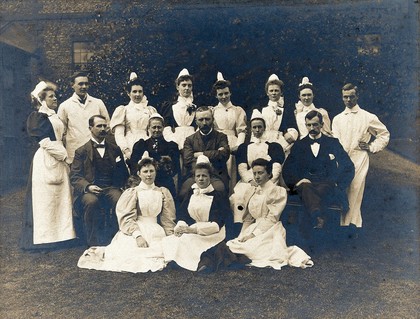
[70,139,129,202]
[283,134,354,190]
[183,129,230,184]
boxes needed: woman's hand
[175,225,197,237]
[136,236,149,248]
[239,233,255,242]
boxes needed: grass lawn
[1,150,418,319]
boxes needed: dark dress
[129,136,180,197]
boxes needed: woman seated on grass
[227,158,314,270]
[162,155,249,273]
[77,155,176,273]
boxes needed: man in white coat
[58,71,110,163]
[332,83,390,228]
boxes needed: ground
[0,149,419,319]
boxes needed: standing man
[283,111,354,232]
[58,71,110,163]
[180,106,230,200]
[332,83,390,228]
[70,115,129,246]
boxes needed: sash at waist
[138,216,158,223]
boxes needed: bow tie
[310,139,319,145]
[93,143,105,149]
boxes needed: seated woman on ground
[162,155,249,273]
[227,158,314,270]
[77,155,176,273]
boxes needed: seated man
[70,115,129,246]
[179,106,230,200]
[283,110,354,233]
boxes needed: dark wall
[0,43,33,193]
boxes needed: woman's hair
[137,157,158,173]
[194,162,213,176]
[212,79,231,96]
[125,77,143,94]
[175,74,194,87]
[265,79,284,94]
[251,158,273,176]
[298,83,314,94]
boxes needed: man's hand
[193,152,204,158]
[136,236,149,248]
[239,233,255,242]
[358,141,370,151]
[87,185,103,195]
[296,178,311,187]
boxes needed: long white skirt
[31,147,75,244]
[227,221,313,269]
[162,226,226,271]
[78,219,167,273]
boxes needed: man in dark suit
[70,115,129,246]
[283,110,354,231]
[179,106,230,200]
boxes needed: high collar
[199,128,213,136]
[191,183,214,195]
[308,133,322,140]
[138,181,156,190]
[38,101,56,117]
[177,95,194,105]
[127,96,149,110]
[344,104,360,114]
[216,101,233,109]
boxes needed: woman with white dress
[160,68,197,151]
[211,72,247,190]
[21,81,76,250]
[110,72,158,160]
[162,155,246,272]
[77,156,176,273]
[295,76,332,138]
[227,158,313,270]
[260,74,299,153]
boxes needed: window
[73,41,94,69]
[357,34,381,56]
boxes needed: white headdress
[267,74,280,82]
[217,71,225,81]
[31,81,48,104]
[129,72,138,82]
[177,68,190,79]
[196,154,210,165]
[299,76,313,87]
[149,113,164,121]
[250,109,264,122]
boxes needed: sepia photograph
[0,0,418,318]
